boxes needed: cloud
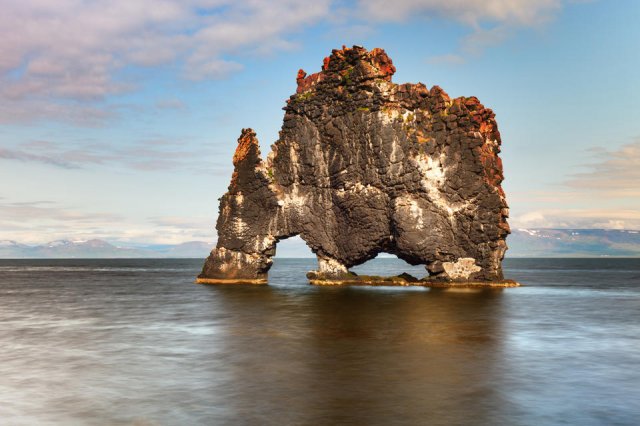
[0,0,579,123]
[0,200,121,222]
[183,58,244,81]
[143,215,215,242]
[0,99,116,126]
[511,209,640,230]
[565,140,640,198]
[0,200,125,244]
[0,0,332,91]
[426,26,511,65]
[427,53,466,65]
[509,139,640,230]
[356,0,560,26]
[0,138,228,173]
[0,147,80,169]
[0,0,332,123]
[460,25,510,55]
[370,0,563,63]
[0,200,215,244]
[149,215,212,230]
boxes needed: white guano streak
[412,154,470,218]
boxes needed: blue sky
[0,0,638,245]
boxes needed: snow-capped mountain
[508,229,640,257]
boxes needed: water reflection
[207,285,511,424]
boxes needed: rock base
[196,277,268,285]
[306,271,519,288]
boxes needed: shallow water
[0,258,639,425]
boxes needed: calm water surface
[0,258,639,425]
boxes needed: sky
[0,0,638,246]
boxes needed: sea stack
[198,46,516,287]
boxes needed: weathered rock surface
[199,46,511,285]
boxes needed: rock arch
[198,46,514,286]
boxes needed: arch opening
[350,253,427,281]
[267,235,316,286]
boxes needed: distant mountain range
[1,229,639,258]
[0,239,214,259]
[507,229,640,257]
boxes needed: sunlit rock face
[199,46,510,284]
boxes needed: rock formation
[198,46,514,286]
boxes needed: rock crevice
[199,46,511,284]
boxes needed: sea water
[0,258,639,425]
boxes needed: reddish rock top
[296,45,396,94]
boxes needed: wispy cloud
[0,138,228,173]
[427,54,466,65]
[362,0,564,64]
[144,215,215,241]
[0,200,124,244]
[0,147,80,169]
[356,0,560,26]
[150,215,212,230]
[0,200,121,223]
[459,25,510,56]
[0,200,215,244]
[565,140,640,198]
[0,99,116,126]
[510,139,640,230]
[511,209,640,230]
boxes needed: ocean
[0,258,639,425]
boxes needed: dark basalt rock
[198,46,512,285]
